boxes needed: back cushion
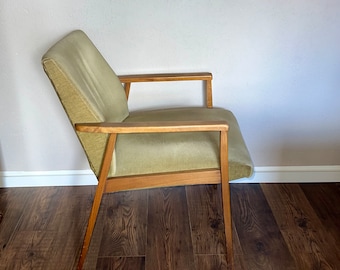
[42,30,129,176]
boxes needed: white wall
[1,1,340,179]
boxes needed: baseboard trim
[0,170,97,187]
[232,165,340,183]
[0,166,339,187]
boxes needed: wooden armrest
[118,72,212,83]
[118,72,213,108]
[75,121,228,134]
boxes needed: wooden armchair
[41,30,253,269]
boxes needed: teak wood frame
[75,73,234,269]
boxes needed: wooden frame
[118,72,213,108]
[75,73,234,269]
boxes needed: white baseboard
[0,166,339,188]
[0,170,97,188]
[232,165,340,183]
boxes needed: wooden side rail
[118,72,213,108]
[104,169,222,193]
[75,120,228,134]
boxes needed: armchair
[42,30,253,269]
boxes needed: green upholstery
[116,108,253,180]
[42,30,253,180]
[42,30,129,175]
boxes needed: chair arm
[75,120,228,134]
[118,72,213,108]
[118,72,212,83]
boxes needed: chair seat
[110,107,253,180]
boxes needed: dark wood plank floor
[0,183,339,270]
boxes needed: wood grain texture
[1,230,56,270]
[96,256,145,270]
[231,184,296,270]
[15,187,61,231]
[46,187,95,270]
[231,221,247,270]
[186,185,226,255]
[0,188,34,259]
[300,183,340,244]
[261,184,340,270]
[98,191,147,257]
[195,255,229,270]
[0,186,94,270]
[1,183,339,270]
[145,187,195,270]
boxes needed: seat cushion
[110,107,253,180]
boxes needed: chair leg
[220,130,234,269]
[221,180,234,269]
[77,180,106,269]
[77,134,117,270]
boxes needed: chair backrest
[42,30,129,176]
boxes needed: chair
[41,30,253,270]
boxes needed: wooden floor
[0,183,339,270]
